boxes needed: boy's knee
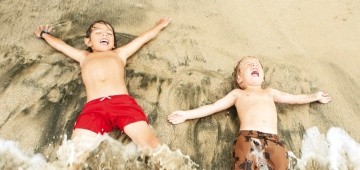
[133,133,159,149]
[146,135,160,148]
[124,122,160,148]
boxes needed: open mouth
[100,39,109,45]
[251,70,259,77]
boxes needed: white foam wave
[0,134,198,170]
[0,139,47,169]
[290,127,360,170]
[2,126,357,170]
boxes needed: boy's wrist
[315,92,321,101]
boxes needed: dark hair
[85,20,117,52]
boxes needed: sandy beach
[0,0,359,169]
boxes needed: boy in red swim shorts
[74,95,149,134]
[35,18,171,162]
[168,56,331,169]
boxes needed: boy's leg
[72,128,99,139]
[233,133,257,170]
[265,139,289,170]
[71,128,104,163]
[124,121,160,149]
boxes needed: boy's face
[237,58,264,88]
[85,23,115,52]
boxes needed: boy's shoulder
[230,88,243,96]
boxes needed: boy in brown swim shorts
[168,56,331,170]
[233,130,288,169]
[35,18,171,162]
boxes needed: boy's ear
[237,75,243,86]
[84,38,91,47]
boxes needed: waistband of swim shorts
[85,94,134,106]
[238,130,280,141]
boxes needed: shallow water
[0,135,198,170]
[289,127,360,170]
[1,127,358,170]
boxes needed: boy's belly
[239,112,278,134]
[84,78,129,102]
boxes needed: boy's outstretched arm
[116,18,171,61]
[168,89,239,124]
[35,25,86,63]
[271,88,332,104]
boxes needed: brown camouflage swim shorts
[233,130,289,170]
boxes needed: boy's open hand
[156,18,171,29]
[35,25,53,38]
[168,111,187,124]
[316,91,331,103]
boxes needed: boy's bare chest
[239,91,273,103]
[81,57,125,83]
[82,54,124,70]
[235,91,276,116]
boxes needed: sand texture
[0,0,359,169]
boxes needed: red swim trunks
[74,94,148,134]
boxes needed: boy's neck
[91,49,112,53]
[243,85,262,91]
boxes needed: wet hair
[232,56,263,89]
[85,20,117,52]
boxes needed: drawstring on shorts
[99,93,112,101]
